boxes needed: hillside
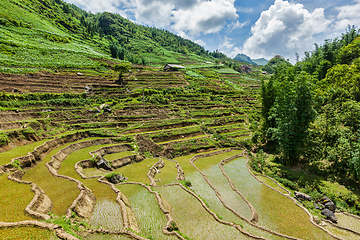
[0,0,216,74]
[261,55,292,73]
[1,1,360,240]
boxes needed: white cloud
[334,0,360,32]
[171,0,238,35]
[237,7,254,13]
[219,36,235,50]
[242,0,331,62]
[177,31,207,47]
[65,0,238,36]
[134,0,174,28]
[218,36,241,58]
[227,20,250,32]
[64,0,133,15]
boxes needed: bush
[250,150,266,173]
[179,180,192,187]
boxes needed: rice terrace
[1,0,360,239]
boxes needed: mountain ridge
[233,53,268,66]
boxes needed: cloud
[177,31,207,47]
[65,0,238,36]
[242,0,331,62]
[219,36,235,50]
[169,0,238,35]
[218,36,241,58]
[237,7,254,13]
[227,20,250,32]
[334,0,360,32]
[64,0,133,15]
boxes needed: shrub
[179,180,192,187]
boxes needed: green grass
[185,70,204,78]
[0,227,54,240]
[215,68,240,74]
[104,151,136,161]
[256,176,288,194]
[154,159,178,185]
[113,158,159,184]
[0,174,37,222]
[0,139,48,165]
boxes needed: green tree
[114,62,131,79]
[270,68,315,165]
[260,77,276,143]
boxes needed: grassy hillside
[0,0,217,74]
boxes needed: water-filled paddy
[0,227,55,240]
[90,199,123,231]
[336,212,360,233]
[157,185,250,239]
[224,158,333,240]
[324,224,360,240]
[22,138,115,215]
[117,184,175,239]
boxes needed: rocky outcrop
[321,209,338,223]
[294,191,312,201]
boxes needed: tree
[114,62,131,79]
[270,68,315,165]
[109,41,125,60]
[260,77,276,142]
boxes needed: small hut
[163,64,185,71]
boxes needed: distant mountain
[233,54,257,65]
[233,54,269,66]
[252,58,268,66]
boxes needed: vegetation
[253,26,360,215]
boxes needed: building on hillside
[164,64,185,71]
[241,65,252,73]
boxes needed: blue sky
[63,0,360,63]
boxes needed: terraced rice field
[1,67,359,239]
